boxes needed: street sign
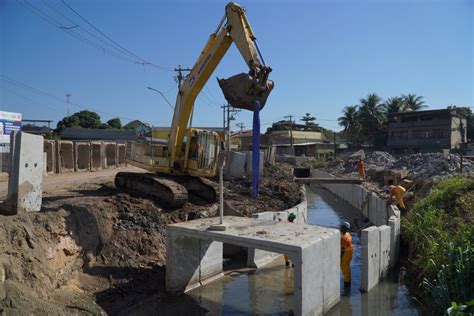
[0,111,22,144]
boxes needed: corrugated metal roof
[60,128,138,141]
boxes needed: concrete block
[166,216,340,315]
[245,151,264,176]
[74,142,91,171]
[247,248,282,268]
[368,193,379,225]
[165,229,223,294]
[57,141,74,173]
[43,140,56,173]
[379,225,391,279]
[225,151,246,179]
[250,211,274,221]
[361,226,380,292]
[117,143,126,165]
[104,142,117,168]
[90,142,103,170]
[6,132,44,213]
[389,215,400,267]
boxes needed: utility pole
[333,131,337,158]
[174,65,192,89]
[236,122,245,150]
[65,92,71,116]
[221,104,240,151]
[284,115,294,155]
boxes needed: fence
[0,143,10,173]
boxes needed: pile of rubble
[393,153,473,181]
[326,151,473,181]
[364,151,396,168]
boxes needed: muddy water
[174,186,420,315]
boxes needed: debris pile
[364,151,396,168]
[325,151,473,181]
[393,153,473,181]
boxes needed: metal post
[251,100,260,198]
[219,161,224,224]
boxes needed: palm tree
[402,94,426,111]
[383,97,405,114]
[338,105,361,145]
[359,93,385,145]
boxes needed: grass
[401,176,474,315]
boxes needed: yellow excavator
[115,2,274,207]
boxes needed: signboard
[0,111,22,144]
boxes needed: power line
[17,0,139,64]
[61,0,172,71]
[0,74,167,124]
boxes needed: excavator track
[115,172,188,208]
[177,176,218,203]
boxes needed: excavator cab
[184,128,220,177]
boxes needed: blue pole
[252,100,260,198]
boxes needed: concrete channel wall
[247,185,308,268]
[311,169,401,293]
[39,140,126,174]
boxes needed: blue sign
[0,111,22,143]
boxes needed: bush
[402,176,474,314]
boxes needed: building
[60,128,138,141]
[274,142,335,159]
[267,130,325,145]
[387,107,467,154]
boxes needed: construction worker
[284,212,296,267]
[357,158,365,179]
[389,184,406,212]
[340,222,353,286]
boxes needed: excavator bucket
[218,73,274,111]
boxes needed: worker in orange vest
[389,185,406,212]
[357,158,365,180]
[340,222,353,286]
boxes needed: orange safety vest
[341,232,353,251]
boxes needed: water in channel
[169,186,420,315]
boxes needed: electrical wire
[61,0,173,71]
[0,74,168,125]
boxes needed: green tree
[56,110,101,131]
[402,94,426,111]
[383,97,405,114]
[338,105,361,146]
[107,118,122,129]
[300,113,319,131]
[359,93,385,145]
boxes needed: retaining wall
[247,185,308,267]
[90,142,103,171]
[57,141,74,173]
[75,142,91,171]
[43,140,55,173]
[311,169,401,292]
[104,142,117,168]
[117,144,126,166]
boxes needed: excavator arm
[168,2,273,168]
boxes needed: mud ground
[0,163,301,315]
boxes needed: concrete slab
[57,141,74,173]
[104,142,117,168]
[361,226,380,292]
[166,216,340,316]
[379,225,391,278]
[117,144,126,165]
[389,216,400,267]
[75,142,91,171]
[245,151,264,176]
[90,142,103,171]
[6,132,44,213]
[43,140,55,173]
[225,151,246,179]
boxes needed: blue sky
[1,0,472,132]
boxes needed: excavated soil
[0,163,301,315]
